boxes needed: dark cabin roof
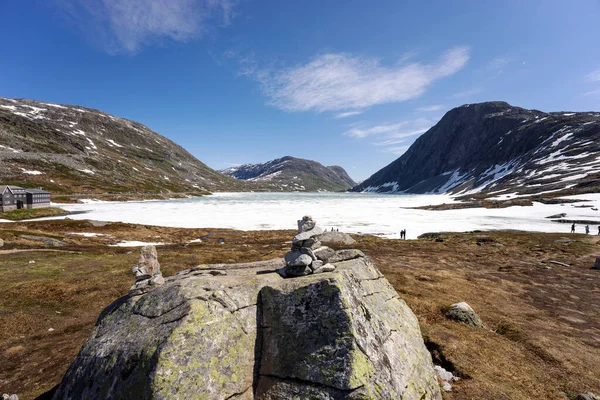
[1,185,49,195]
[1,185,26,194]
[25,188,50,194]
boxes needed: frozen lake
[42,192,600,239]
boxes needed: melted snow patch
[110,241,168,247]
[79,169,95,174]
[0,144,21,153]
[67,232,107,237]
[20,168,44,175]
[106,139,124,148]
[249,170,283,181]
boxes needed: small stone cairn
[278,216,336,278]
[130,245,165,295]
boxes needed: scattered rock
[328,249,365,263]
[318,230,356,245]
[491,243,504,247]
[208,270,227,276]
[0,238,3,247]
[2,394,18,400]
[418,232,442,240]
[546,213,567,219]
[549,260,570,268]
[28,260,35,264]
[309,260,323,270]
[88,220,109,227]
[593,257,600,270]
[313,246,335,262]
[312,263,336,274]
[434,365,459,392]
[129,245,165,295]
[284,251,312,267]
[577,393,600,400]
[498,266,514,272]
[52,256,441,400]
[555,237,575,245]
[476,242,483,246]
[20,235,66,247]
[218,238,225,244]
[435,238,444,242]
[475,235,494,243]
[445,302,485,328]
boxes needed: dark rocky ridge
[352,101,600,198]
[0,97,253,194]
[220,156,357,192]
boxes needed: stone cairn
[130,245,165,295]
[278,216,336,278]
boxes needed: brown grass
[0,222,599,399]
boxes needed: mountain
[352,101,600,198]
[220,156,357,192]
[0,97,250,195]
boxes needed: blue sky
[1,1,600,181]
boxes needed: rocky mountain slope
[220,156,356,192]
[353,101,600,198]
[0,97,250,195]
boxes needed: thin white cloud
[450,88,482,99]
[344,122,409,138]
[335,111,363,119]
[57,0,237,54]
[247,47,469,113]
[374,129,429,146]
[384,146,410,156]
[345,117,435,157]
[488,57,510,72]
[416,105,445,112]
[345,117,433,139]
[583,88,600,96]
[586,68,600,82]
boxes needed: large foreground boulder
[52,251,441,400]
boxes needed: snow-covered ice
[45,192,600,239]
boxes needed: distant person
[585,225,590,234]
[404,229,407,239]
[598,226,600,236]
[331,227,334,232]
[571,223,575,233]
[336,228,339,232]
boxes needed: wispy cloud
[586,68,600,82]
[488,57,510,73]
[416,104,445,112]
[344,117,435,156]
[384,145,411,156]
[582,88,600,96]
[374,129,429,146]
[240,47,470,113]
[57,0,237,54]
[335,111,363,119]
[344,122,409,138]
[450,87,482,99]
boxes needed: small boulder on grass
[445,302,485,328]
[577,393,600,400]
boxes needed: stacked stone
[129,245,165,295]
[279,216,337,278]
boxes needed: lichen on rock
[52,253,442,400]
